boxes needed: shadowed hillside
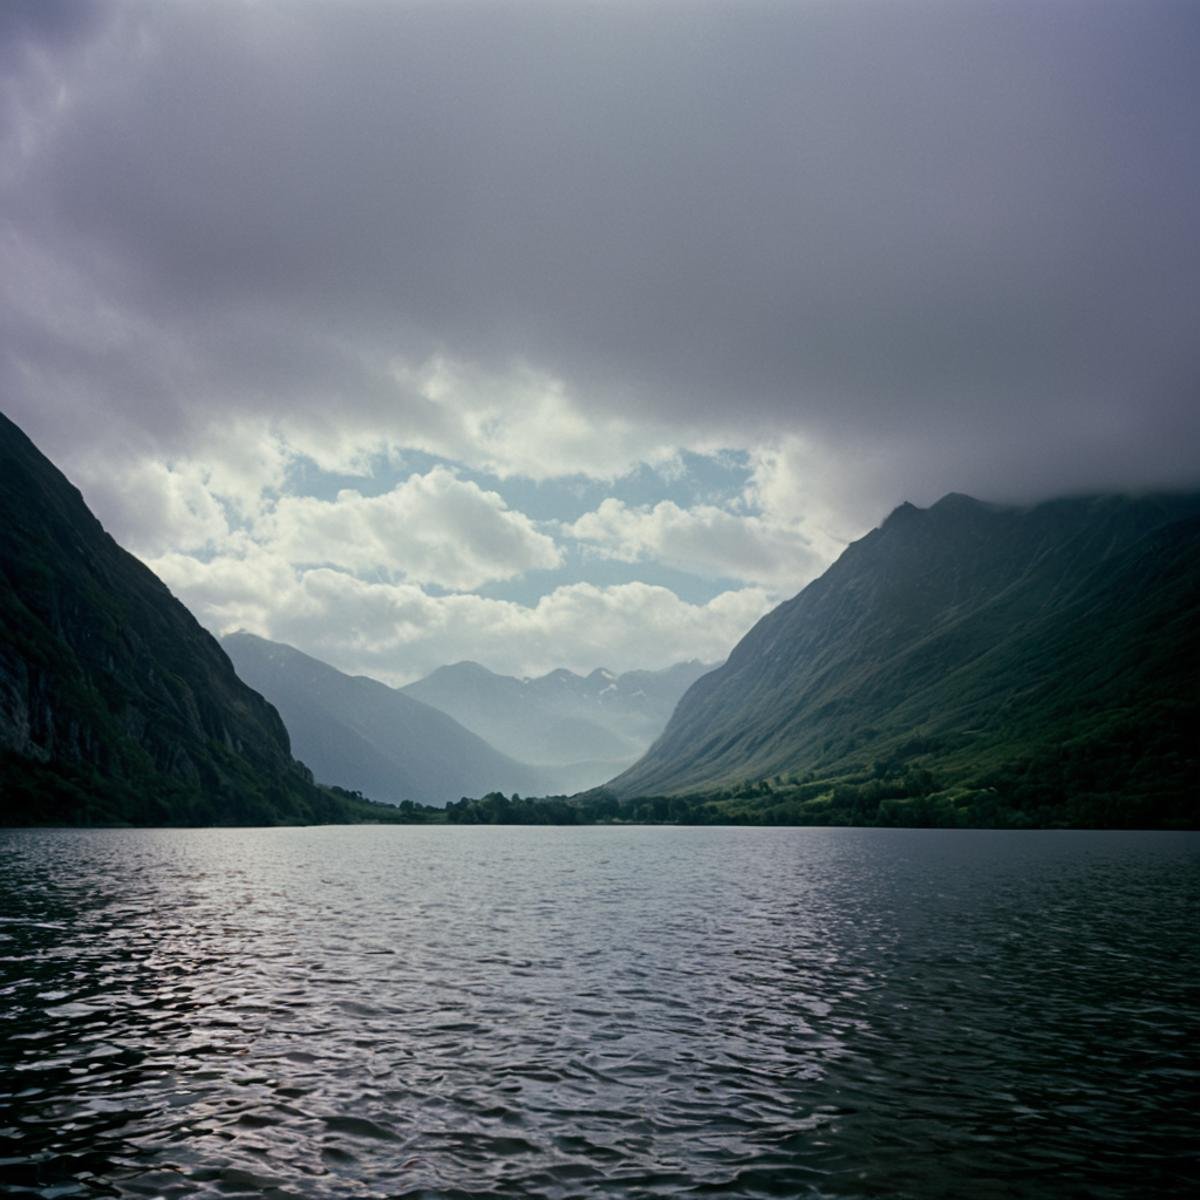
[0,411,383,825]
[608,492,1200,827]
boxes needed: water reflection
[1,827,1197,1198]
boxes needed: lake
[1,826,1196,1198]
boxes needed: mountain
[0,412,365,826]
[222,633,557,806]
[607,492,1200,827]
[402,658,714,789]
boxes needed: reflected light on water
[0,826,1197,1198]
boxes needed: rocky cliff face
[0,411,339,825]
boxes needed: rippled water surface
[1,826,1197,1199]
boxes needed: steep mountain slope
[608,492,1200,823]
[402,658,714,786]
[222,633,556,805]
[0,412,353,826]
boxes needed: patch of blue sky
[280,446,757,523]
[175,542,226,564]
[472,553,744,608]
[489,451,755,524]
[280,447,451,502]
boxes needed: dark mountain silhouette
[608,492,1200,827]
[0,411,369,825]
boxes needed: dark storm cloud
[3,0,1199,506]
[0,0,101,59]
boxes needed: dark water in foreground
[0,827,1197,1199]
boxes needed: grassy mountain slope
[608,493,1199,826]
[223,633,557,806]
[0,411,382,826]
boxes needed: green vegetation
[356,746,1196,828]
[326,699,1199,829]
[0,755,414,827]
[607,493,1200,828]
[3,412,1195,831]
[0,412,389,827]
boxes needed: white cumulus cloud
[145,548,768,684]
[255,466,562,590]
[72,458,229,557]
[565,497,830,591]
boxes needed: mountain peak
[930,491,986,514]
[434,660,497,679]
[607,489,1200,821]
[882,493,989,531]
[223,628,263,645]
[222,635,553,805]
[881,500,922,527]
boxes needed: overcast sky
[3,0,1198,683]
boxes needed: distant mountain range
[609,492,1200,827]
[4,402,1195,829]
[222,632,557,806]
[0,412,374,826]
[0,407,709,820]
[402,658,714,790]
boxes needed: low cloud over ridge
[2,1,1197,677]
